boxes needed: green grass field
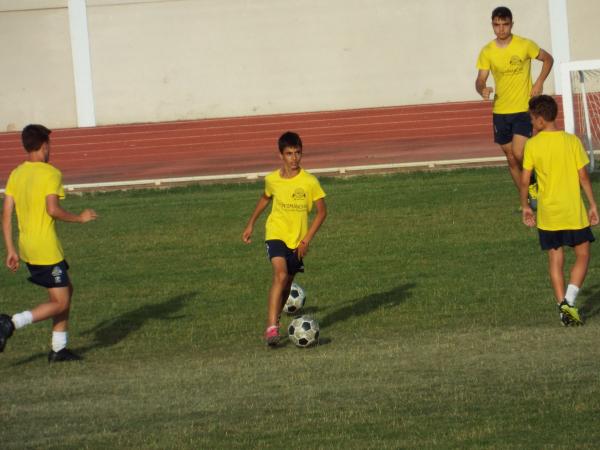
[1,167,600,449]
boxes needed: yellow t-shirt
[523,131,590,231]
[264,168,326,249]
[4,162,65,265]
[476,35,540,114]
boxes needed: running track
[0,100,532,189]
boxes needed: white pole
[547,0,571,94]
[579,71,595,171]
[561,62,575,133]
[68,0,96,127]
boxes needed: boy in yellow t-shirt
[242,131,327,346]
[476,6,553,202]
[521,96,599,326]
[0,125,97,361]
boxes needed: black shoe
[559,312,573,327]
[0,314,15,353]
[48,348,83,363]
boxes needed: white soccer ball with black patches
[283,282,306,315]
[288,316,319,348]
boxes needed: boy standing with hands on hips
[521,96,598,326]
[242,131,327,346]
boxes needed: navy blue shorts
[26,260,71,288]
[493,112,533,145]
[538,228,595,250]
[265,240,304,275]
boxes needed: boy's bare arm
[578,167,599,225]
[297,198,327,258]
[475,69,493,99]
[242,194,271,244]
[520,168,536,227]
[532,49,554,96]
[46,194,97,223]
[2,195,19,272]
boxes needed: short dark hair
[278,131,302,153]
[492,6,512,21]
[529,95,558,121]
[21,124,51,152]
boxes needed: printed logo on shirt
[505,55,524,75]
[292,188,306,200]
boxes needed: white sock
[565,284,580,307]
[11,311,33,329]
[52,331,68,353]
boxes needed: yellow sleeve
[573,136,590,169]
[45,169,65,199]
[264,176,273,198]
[527,38,541,59]
[312,179,326,201]
[476,48,490,70]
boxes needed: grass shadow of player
[275,284,414,349]
[12,292,196,365]
[319,282,416,330]
[578,284,600,321]
[77,291,196,354]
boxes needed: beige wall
[0,0,594,130]
[567,0,600,61]
[0,4,76,130]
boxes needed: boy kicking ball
[242,131,327,346]
[520,96,599,326]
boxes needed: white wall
[0,0,593,130]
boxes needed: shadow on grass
[319,283,416,329]
[78,291,196,353]
[578,284,600,321]
[11,292,196,366]
[273,284,415,350]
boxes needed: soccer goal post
[561,60,600,172]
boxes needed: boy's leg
[559,241,591,313]
[568,241,591,291]
[280,277,295,310]
[552,243,588,326]
[510,134,528,169]
[500,141,523,190]
[265,257,289,345]
[503,134,529,185]
[44,283,81,361]
[547,248,581,325]
[29,284,72,327]
[547,248,566,303]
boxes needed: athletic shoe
[0,314,15,353]
[559,300,583,326]
[48,348,83,363]
[528,182,538,211]
[264,325,280,346]
[559,312,573,327]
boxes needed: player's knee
[273,270,289,286]
[505,153,519,167]
[50,291,72,313]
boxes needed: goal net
[561,60,600,172]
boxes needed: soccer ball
[283,282,306,315]
[288,316,319,348]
